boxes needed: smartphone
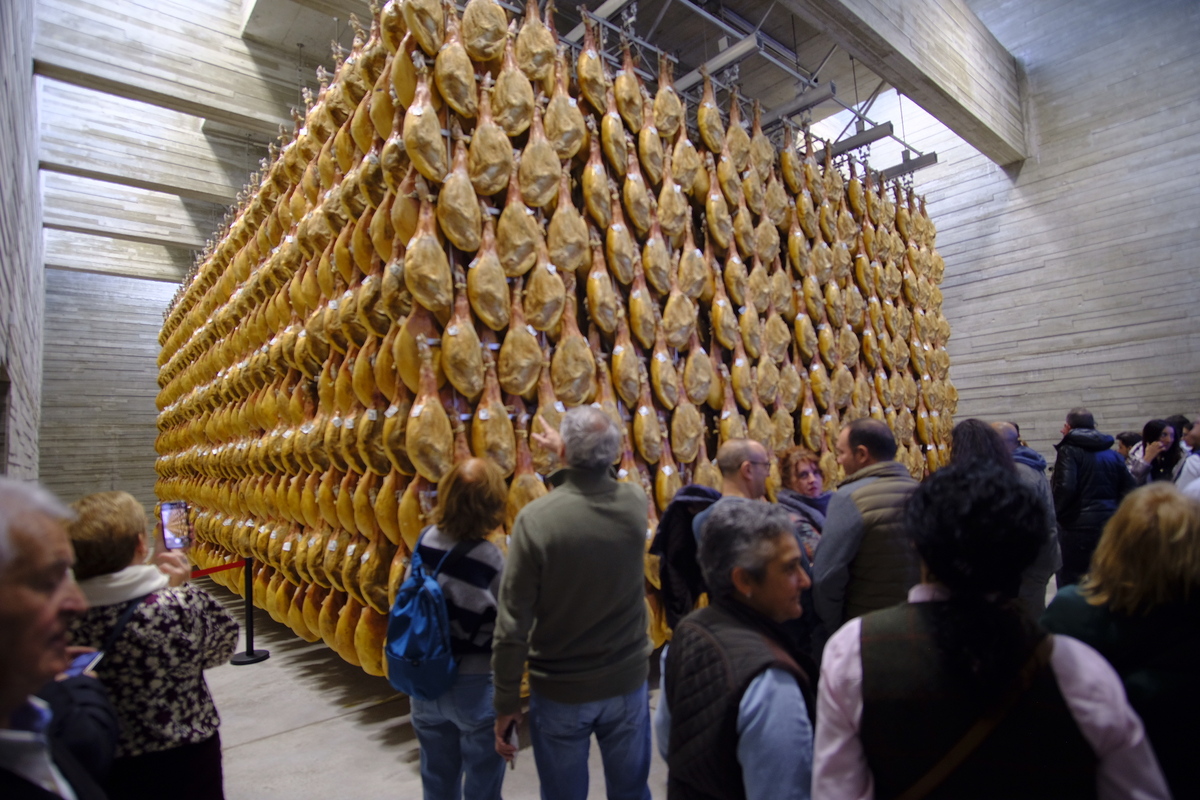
[64,651,104,677]
[505,720,518,770]
[159,501,191,550]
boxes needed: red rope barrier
[191,559,246,578]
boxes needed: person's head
[779,447,823,497]
[67,491,148,581]
[836,418,897,476]
[991,421,1019,454]
[1115,431,1142,456]
[560,406,621,471]
[0,479,87,725]
[433,458,507,542]
[715,439,770,500]
[904,461,1046,597]
[1141,419,1174,453]
[1185,420,1200,451]
[1164,415,1189,455]
[698,500,809,622]
[1063,407,1094,434]
[950,419,1016,472]
[1083,484,1200,615]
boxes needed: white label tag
[385,405,400,418]
[478,408,490,421]
[332,417,342,428]
[410,404,424,416]
[282,541,292,551]
[362,551,371,564]
[329,300,339,310]
[366,409,378,421]
[346,543,357,557]
[327,540,339,552]
[638,405,651,416]
[344,417,355,430]
[554,401,566,413]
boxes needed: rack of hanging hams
[154,0,956,676]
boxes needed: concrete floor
[202,579,669,799]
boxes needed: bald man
[691,439,771,544]
[994,423,1062,615]
[811,419,918,654]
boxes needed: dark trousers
[105,732,224,800]
[1056,527,1101,587]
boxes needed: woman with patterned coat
[67,492,238,800]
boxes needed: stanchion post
[231,556,270,665]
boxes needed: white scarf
[78,564,170,607]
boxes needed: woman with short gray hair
[655,499,815,800]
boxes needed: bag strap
[894,635,1054,800]
[101,594,152,653]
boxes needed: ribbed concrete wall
[0,0,43,479]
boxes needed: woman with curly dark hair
[813,461,1168,799]
[950,419,1060,616]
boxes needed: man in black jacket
[1051,407,1136,586]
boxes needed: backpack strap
[101,594,151,653]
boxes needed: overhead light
[674,34,760,92]
[565,0,634,43]
[877,150,938,182]
[814,122,893,162]
[761,82,837,127]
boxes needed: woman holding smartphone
[66,491,238,800]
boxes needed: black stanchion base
[230,650,270,666]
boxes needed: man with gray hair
[0,478,102,799]
[492,407,653,800]
[993,421,1062,614]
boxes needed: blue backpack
[385,529,480,700]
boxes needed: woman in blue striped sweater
[409,458,509,800]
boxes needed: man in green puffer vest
[812,419,918,658]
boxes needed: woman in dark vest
[1042,482,1200,799]
[812,461,1169,799]
[655,500,816,800]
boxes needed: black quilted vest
[860,603,1097,799]
[664,602,814,800]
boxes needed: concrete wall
[39,270,176,508]
[817,0,1200,459]
[0,0,43,479]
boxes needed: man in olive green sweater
[812,419,919,658]
[492,406,652,800]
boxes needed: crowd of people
[2,404,1197,800]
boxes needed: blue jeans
[410,672,506,800]
[528,682,651,800]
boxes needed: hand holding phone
[159,501,191,550]
[63,651,104,678]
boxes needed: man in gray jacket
[812,419,918,655]
[492,407,652,800]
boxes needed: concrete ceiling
[235,0,1024,165]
